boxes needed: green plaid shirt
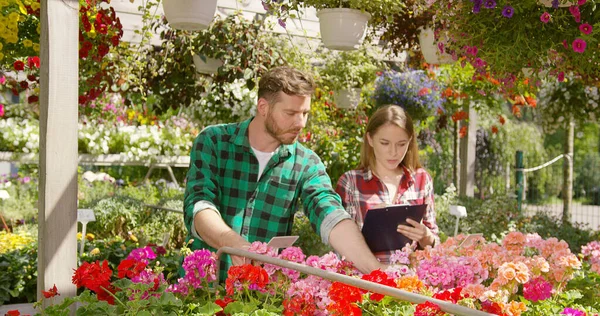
[183,118,349,280]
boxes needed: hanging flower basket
[193,55,223,75]
[316,8,371,51]
[418,27,453,65]
[538,0,576,7]
[334,88,361,109]
[162,0,218,31]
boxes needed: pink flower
[540,12,551,23]
[0,104,4,117]
[572,38,587,53]
[579,23,593,35]
[0,76,5,84]
[578,0,586,4]
[562,39,568,49]
[569,5,581,22]
[523,277,553,302]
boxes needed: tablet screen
[361,204,427,253]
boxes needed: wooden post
[515,151,524,213]
[459,106,477,197]
[453,120,460,191]
[38,0,79,305]
[562,119,574,223]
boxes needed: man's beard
[265,112,301,145]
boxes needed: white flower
[0,189,9,200]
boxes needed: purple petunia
[483,0,496,9]
[552,0,559,8]
[540,12,551,23]
[572,38,587,53]
[502,5,514,18]
[472,0,482,13]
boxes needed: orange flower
[442,87,453,98]
[491,125,498,134]
[498,115,506,125]
[513,95,526,106]
[459,126,468,138]
[396,275,424,293]
[525,96,537,108]
[504,301,527,316]
[512,105,521,117]
[451,110,468,122]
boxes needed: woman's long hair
[358,105,421,172]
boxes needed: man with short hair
[184,66,384,279]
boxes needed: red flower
[41,284,60,298]
[97,44,110,57]
[6,310,21,316]
[117,259,147,279]
[525,96,537,108]
[418,87,431,96]
[481,300,505,315]
[491,126,499,134]
[225,264,269,296]
[283,295,316,316]
[27,74,37,82]
[27,95,39,103]
[415,301,444,316]
[433,287,463,304]
[27,56,40,68]
[451,110,468,122]
[361,269,396,301]
[512,105,522,117]
[72,260,113,293]
[95,284,117,305]
[13,61,25,71]
[111,35,120,47]
[328,281,363,304]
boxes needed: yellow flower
[129,234,138,242]
[77,232,82,240]
[22,39,32,47]
[85,233,95,241]
[137,114,143,122]
[127,110,135,120]
[32,43,39,52]
[90,248,100,255]
[0,53,4,60]
[0,42,3,50]
[30,2,39,10]
[36,23,40,34]
[0,0,9,7]
[8,12,19,23]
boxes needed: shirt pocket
[267,176,298,211]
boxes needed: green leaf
[196,301,223,315]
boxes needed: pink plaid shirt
[335,166,439,263]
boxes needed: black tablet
[361,204,427,253]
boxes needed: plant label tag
[458,233,484,248]
[77,209,96,224]
[161,232,171,247]
[267,236,299,250]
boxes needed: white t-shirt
[251,146,277,179]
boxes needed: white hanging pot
[334,88,361,109]
[316,8,371,51]
[538,0,576,7]
[163,0,218,31]
[193,55,223,74]
[418,27,454,65]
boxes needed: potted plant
[262,0,404,50]
[372,69,444,122]
[379,0,453,65]
[162,0,218,31]
[430,0,600,84]
[320,48,382,109]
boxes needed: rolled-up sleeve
[300,155,350,245]
[183,129,220,239]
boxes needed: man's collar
[231,117,293,158]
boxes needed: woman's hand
[397,218,435,247]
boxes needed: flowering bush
[430,0,600,83]
[12,232,600,315]
[372,69,444,123]
[0,0,123,106]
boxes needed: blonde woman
[336,105,439,263]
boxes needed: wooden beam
[459,105,477,197]
[38,0,79,305]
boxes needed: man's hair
[258,66,315,105]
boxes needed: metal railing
[215,247,495,316]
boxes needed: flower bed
[8,232,600,315]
